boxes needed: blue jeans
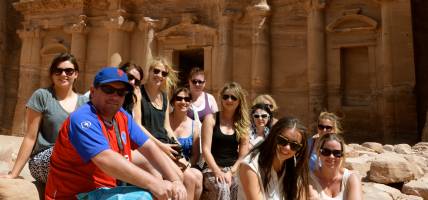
[76,186,153,200]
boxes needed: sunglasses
[320,148,343,158]
[222,94,238,101]
[53,68,75,76]
[265,104,273,110]
[98,85,129,97]
[276,135,302,151]
[127,74,141,86]
[253,114,269,119]
[152,68,169,77]
[175,96,191,102]
[318,124,333,131]
[191,79,206,85]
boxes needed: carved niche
[326,9,378,33]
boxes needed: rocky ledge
[1,135,428,199]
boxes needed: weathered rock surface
[369,152,421,184]
[0,135,33,181]
[0,179,39,200]
[394,144,413,154]
[362,142,384,153]
[344,154,374,178]
[402,175,428,200]
[363,182,423,200]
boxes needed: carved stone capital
[104,16,135,32]
[138,17,169,32]
[64,15,89,34]
[247,4,271,18]
[17,27,44,39]
[304,0,327,12]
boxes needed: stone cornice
[14,0,88,15]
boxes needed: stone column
[64,15,89,91]
[248,3,271,99]
[138,17,157,70]
[306,0,327,123]
[12,27,43,135]
[216,10,235,90]
[379,0,394,142]
[104,14,135,66]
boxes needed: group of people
[0,52,362,200]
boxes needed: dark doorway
[174,48,204,87]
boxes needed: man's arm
[138,138,183,181]
[137,139,187,200]
[91,148,172,200]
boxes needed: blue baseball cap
[93,67,132,90]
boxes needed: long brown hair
[250,117,310,200]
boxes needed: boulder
[363,182,423,200]
[402,175,428,199]
[0,135,33,181]
[0,179,39,200]
[348,143,376,152]
[344,154,374,178]
[394,144,412,154]
[383,144,395,152]
[403,154,428,174]
[362,142,384,153]
[412,142,428,154]
[368,152,420,184]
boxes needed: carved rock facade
[0,0,421,143]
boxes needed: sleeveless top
[238,152,285,200]
[187,92,213,121]
[310,169,352,200]
[140,86,170,143]
[177,121,194,160]
[211,112,239,167]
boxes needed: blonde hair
[147,57,178,96]
[220,82,250,141]
[318,112,343,134]
[252,94,278,112]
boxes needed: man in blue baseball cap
[45,67,187,200]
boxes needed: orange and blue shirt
[45,103,148,200]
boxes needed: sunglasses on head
[253,114,269,119]
[318,124,333,131]
[191,79,206,85]
[265,104,273,110]
[98,84,129,97]
[127,74,141,86]
[53,68,75,76]
[175,96,191,102]
[320,148,343,158]
[222,94,238,101]
[276,135,302,151]
[152,68,169,77]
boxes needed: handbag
[192,106,205,169]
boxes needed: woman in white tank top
[309,134,362,200]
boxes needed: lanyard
[112,120,124,154]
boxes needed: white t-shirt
[238,152,285,200]
[309,169,352,200]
